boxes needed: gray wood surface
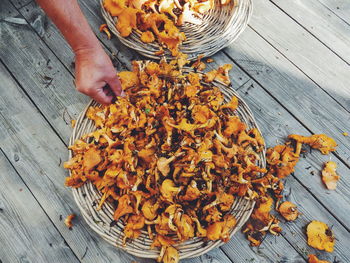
[270,0,350,64]
[0,149,80,263]
[249,0,350,112]
[316,0,350,25]
[0,0,349,262]
[223,27,350,164]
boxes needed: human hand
[74,46,124,104]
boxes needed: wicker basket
[68,67,265,260]
[101,0,253,60]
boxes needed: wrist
[73,39,103,56]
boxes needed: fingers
[91,88,114,105]
[77,83,113,105]
[107,74,125,97]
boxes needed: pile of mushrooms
[103,0,233,55]
[65,58,338,262]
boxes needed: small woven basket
[68,67,265,260]
[101,0,253,60]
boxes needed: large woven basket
[101,0,253,60]
[68,67,266,260]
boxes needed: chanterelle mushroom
[278,201,300,221]
[157,152,184,177]
[177,3,201,26]
[142,199,160,220]
[180,180,200,201]
[123,214,145,242]
[306,220,335,252]
[288,134,337,155]
[207,214,236,242]
[158,246,179,263]
[321,161,339,190]
[113,194,133,221]
[158,0,177,21]
[160,179,181,203]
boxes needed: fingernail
[120,90,126,97]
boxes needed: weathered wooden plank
[19,1,133,73]
[222,230,306,263]
[11,0,31,9]
[18,0,140,71]
[0,0,89,144]
[0,149,80,263]
[19,2,75,72]
[207,54,350,260]
[0,48,289,263]
[316,0,350,25]
[248,0,350,112]
[224,27,350,166]
[280,175,350,262]
[0,20,236,263]
[6,4,304,261]
[270,0,350,64]
[0,11,305,263]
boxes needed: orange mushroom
[113,194,134,221]
[278,201,300,221]
[308,254,330,263]
[140,31,155,43]
[288,134,337,155]
[207,214,236,242]
[306,220,335,252]
[321,161,339,190]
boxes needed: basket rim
[67,67,265,260]
[100,0,253,61]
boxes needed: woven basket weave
[68,67,266,260]
[101,0,252,60]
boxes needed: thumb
[107,75,125,97]
[92,87,114,105]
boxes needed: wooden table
[1,0,349,262]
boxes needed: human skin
[36,0,124,104]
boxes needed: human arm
[36,0,123,104]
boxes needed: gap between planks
[0,4,304,262]
[7,0,350,236]
[2,0,350,260]
[268,0,350,66]
[6,0,350,237]
[223,45,350,172]
[0,148,81,263]
[247,24,350,117]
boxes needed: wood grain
[3,2,307,262]
[316,0,350,25]
[249,0,350,112]
[223,27,350,166]
[271,0,350,64]
[279,175,350,262]
[0,150,80,263]
[0,0,90,144]
[0,10,304,263]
